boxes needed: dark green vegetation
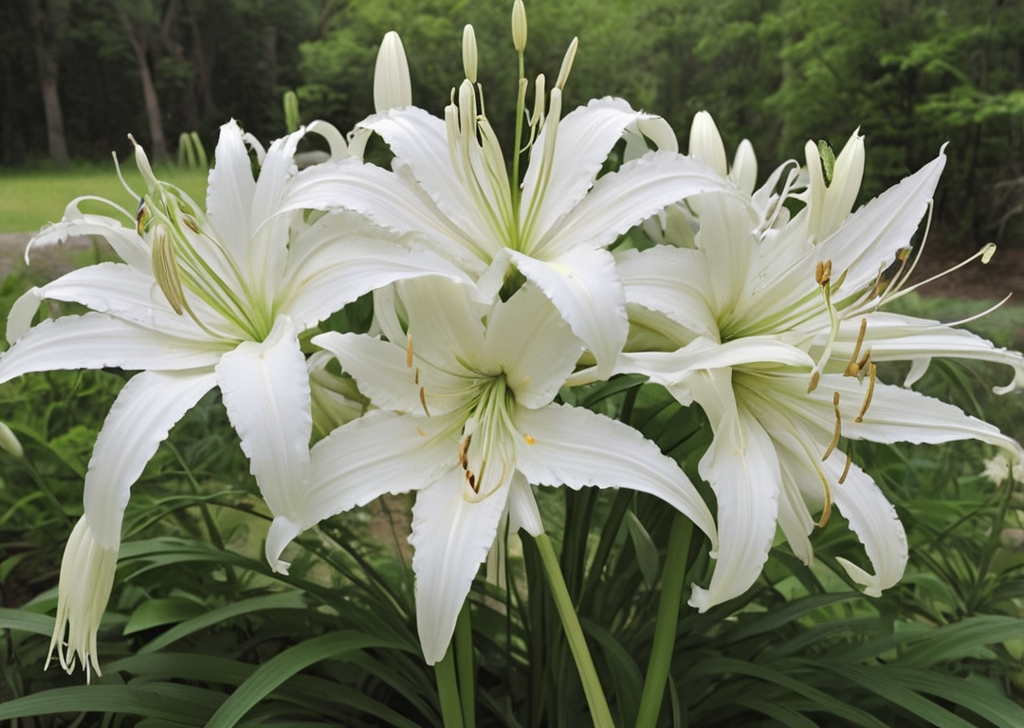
[3,0,1024,252]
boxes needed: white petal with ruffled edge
[83,369,218,549]
[513,403,718,549]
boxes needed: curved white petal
[0,314,225,384]
[30,205,151,274]
[314,331,476,416]
[409,466,510,664]
[532,151,735,259]
[281,217,473,332]
[829,459,908,597]
[684,368,781,611]
[83,369,218,549]
[521,98,670,239]
[513,403,718,549]
[206,120,257,266]
[398,277,489,374]
[7,263,220,343]
[828,311,1024,394]
[509,247,626,378]
[216,316,312,528]
[266,409,457,571]
[483,284,583,408]
[507,471,544,537]
[617,246,719,341]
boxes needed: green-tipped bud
[555,37,577,90]
[374,31,412,112]
[0,422,23,459]
[150,224,187,315]
[462,25,478,84]
[512,0,527,52]
[129,134,159,192]
[283,90,301,133]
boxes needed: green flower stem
[455,600,476,728]
[534,532,615,728]
[635,513,693,728]
[435,643,465,728]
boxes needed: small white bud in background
[462,25,478,84]
[512,0,527,52]
[688,111,728,178]
[0,422,22,459]
[730,139,758,196]
[555,37,578,90]
[373,31,412,112]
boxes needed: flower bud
[462,25,478,84]
[512,0,527,52]
[373,31,412,112]
[555,37,578,90]
[688,111,728,178]
[0,421,22,459]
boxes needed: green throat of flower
[458,374,520,503]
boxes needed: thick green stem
[534,532,615,728]
[435,643,465,728]
[455,600,476,728]
[634,513,693,728]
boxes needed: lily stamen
[844,318,868,376]
[839,451,852,484]
[419,386,431,416]
[855,362,877,423]
[406,334,414,368]
[823,391,842,461]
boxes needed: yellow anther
[844,318,868,377]
[981,243,996,264]
[419,386,431,417]
[817,487,832,528]
[459,435,471,469]
[807,370,821,393]
[417,427,426,437]
[823,391,841,461]
[839,450,852,484]
[524,434,535,445]
[854,362,876,423]
[414,367,420,385]
[855,349,872,382]
[406,334,414,368]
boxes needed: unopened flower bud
[688,111,727,178]
[0,422,22,459]
[374,31,412,112]
[555,37,578,90]
[512,0,527,52]
[462,25,478,84]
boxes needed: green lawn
[0,164,208,235]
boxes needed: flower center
[459,374,518,503]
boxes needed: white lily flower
[615,117,1024,610]
[0,120,467,677]
[282,37,734,376]
[260,278,718,664]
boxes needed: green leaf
[0,684,223,723]
[204,630,412,728]
[124,597,209,635]
[0,607,54,637]
[625,510,660,590]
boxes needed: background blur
[3,0,1023,252]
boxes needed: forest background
[3,0,1024,254]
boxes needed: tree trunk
[27,0,69,168]
[120,4,169,163]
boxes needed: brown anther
[183,218,200,234]
[524,434,536,445]
[406,335,414,368]
[823,391,841,461]
[855,349,872,382]
[419,386,431,416]
[417,427,426,437]
[458,435,471,469]
[844,318,868,377]
[839,450,852,484]
[817,487,832,528]
[467,472,478,493]
[807,370,821,393]
[854,362,876,423]
[414,367,420,385]
[815,259,832,287]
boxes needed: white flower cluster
[1,2,1021,676]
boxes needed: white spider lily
[282,36,734,376]
[0,120,466,677]
[260,278,718,664]
[614,116,1024,610]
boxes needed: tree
[26,0,70,168]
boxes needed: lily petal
[83,369,218,549]
[216,315,312,554]
[513,402,718,549]
[409,466,510,664]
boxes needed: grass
[0,163,209,235]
